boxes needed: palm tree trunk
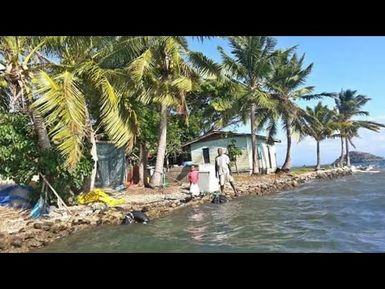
[150,104,168,187]
[345,137,350,167]
[30,108,51,150]
[250,103,259,174]
[282,123,292,170]
[9,84,17,113]
[339,136,344,167]
[138,141,149,187]
[315,140,321,170]
[20,84,51,150]
[83,107,98,193]
[83,130,98,192]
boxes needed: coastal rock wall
[231,167,353,197]
[0,167,352,253]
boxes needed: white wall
[190,136,278,173]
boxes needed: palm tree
[305,102,336,170]
[31,36,145,190]
[333,89,385,166]
[218,36,278,174]
[0,36,52,150]
[126,36,219,187]
[268,50,330,171]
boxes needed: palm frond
[32,71,86,169]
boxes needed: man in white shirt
[215,148,239,196]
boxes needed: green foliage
[189,79,240,131]
[166,114,202,158]
[227,139,242,161]
[0,110,93,199]
[333,89,385,144]
[37,147,93,198]
[137,104,160,154]
[0,111,39,184]
[305,102,336,141]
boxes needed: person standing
[188,165,200,197]
[215,148,239,196]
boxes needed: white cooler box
[198,164,219,193]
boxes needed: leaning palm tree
[305,102,336,170]
[0,36,53,150]
[268,50,331,171]
[333,89,385,167]
[31,36,146,191]
[127,36,220,187]
[218,36,278,174]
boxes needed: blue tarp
[0,184,33,209]
[30,196,49,219]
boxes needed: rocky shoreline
[0,167,352,253]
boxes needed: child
[188,165,200,197]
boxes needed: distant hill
[332,151,384,165]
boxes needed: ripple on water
[37,166,385,252]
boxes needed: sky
[187,37,385,167]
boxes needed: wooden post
[39,173,72,215]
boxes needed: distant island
[332,151,384,165]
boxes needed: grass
[226,165,335,181]
[290,165,333,175]
[290,167,314,175]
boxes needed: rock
[0,240,8,250]
[41,224,53,231]
[49,224,61,234]
[18,227,26,233]
[27,239,42,248]
[91,202,108,211]
[59,224,69,231]
[292,181,299,187]
[11,237,23,248]
[33,223,43,229]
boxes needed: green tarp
[95,142,126,189]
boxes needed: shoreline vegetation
[1,36,384,253]
[0,167,352,253]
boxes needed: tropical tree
[31,36,144,191]
[227,138,242,174]
[127,36,219,187]
[305,102,336,170]
[0,36,52,150]
[218,36,278,174]
[333,89,385,166]
[268,50,331,171]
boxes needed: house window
[202,148,210,163]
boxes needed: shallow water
[37,164,385,252]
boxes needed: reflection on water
[37,166,385,252]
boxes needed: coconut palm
[0,36,53,150]
[126,36,220,187]
[305,102,336,170]
[218,36,278,174]
[268,50,332,171]
[333,89,385,166]
[31,36,148,190]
